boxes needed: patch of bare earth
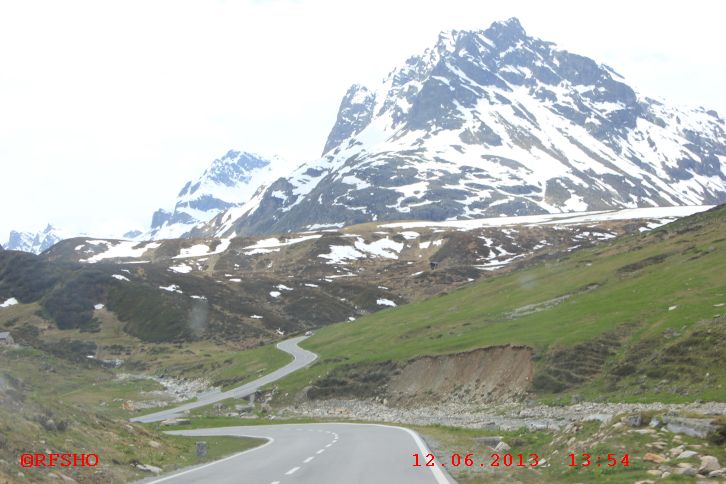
[307,345,534,405]
[389,345,534,405]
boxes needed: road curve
[130,336,317,423]
[141,423,454,484]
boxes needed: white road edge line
[322,423,453,484]
[285,466,301,475]
[146,438,274,484]
[389,425,452,484]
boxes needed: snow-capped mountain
[204,18,726,238]
[145,150,288,239]
[4,224,68,254]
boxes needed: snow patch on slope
[81,241,161,263]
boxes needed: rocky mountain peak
[4,224,66,254]
[200,18,726,238]
[322,85,376,155]
[483,17,527,45]
[144,150,285,240]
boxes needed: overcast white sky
[1,0,725,241]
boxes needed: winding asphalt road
[130,336,317,423]
[133,336,455,483]
[143,423,452,484]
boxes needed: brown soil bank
[389,345,534,405]
[307,345,534,405]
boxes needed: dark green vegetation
[273,205,726,403]
[0,252,197,342]
[0,215,656,352]
[107,282,192,342]
[306,360,399,400]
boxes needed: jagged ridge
[145,150,285,239]
[205,17,726,237]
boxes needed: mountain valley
[1,15,725,484]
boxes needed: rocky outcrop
[662,416,720,438]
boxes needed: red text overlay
[19,453,98,468]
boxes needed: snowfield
[0,298,19,308]
[382,206,713,231]
[243,234,322,251]
[376,298,397,307]
[319,237,405,264]
[81,241,161,263]
[168,263,193,274]
[173,238,232,259]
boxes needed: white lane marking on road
[147,438,274,483]
[271,482,280,484]
[325,444,332,448]
[316,449,325,454]
[285,466,301,475]
[304,456,314,463]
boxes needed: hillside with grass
[274,204,726,404]
[0,344,267,483]
[2,208,676,355]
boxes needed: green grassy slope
[0,346,268,482]
[275,205,726,402]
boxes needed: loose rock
[643,453,667,464]
[698,455,720,474]
[674,466,697,476]
[663,416,718,438]
[494,441,511,452]
[622,415,642,427]
[136,464,162,474]
[677,450,698,459]
[474,436,502,447]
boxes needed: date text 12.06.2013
[413,453,540,468]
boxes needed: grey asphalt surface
[142,423,454,484]
[130,336,317,423]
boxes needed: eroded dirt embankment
[389,345,533,404]
[307,345,534,405]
